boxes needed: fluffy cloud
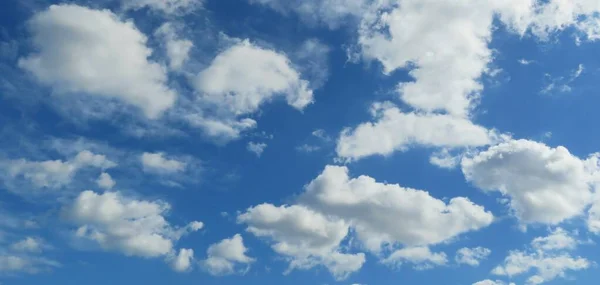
[194,40,313,113]
[492,229,589,284]
[155,23,193,70]
[170,248,194,272]
[141,152,186,174]
[462,139,599,225]
[201,234,254,276]
[19,4,176,118]
[358,0,496,117]
[301,165,494,252]
[96,173,116,190]
[237,204,364,280]
[336,103,495,161]
[247,142,267,157]
[121,0,202,14]
[190,40,313,141]
[64,190,202,260]
[455,247,492,267]
[383,247,448,270]
[0,150,115,191]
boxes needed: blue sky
[2,0,600,285]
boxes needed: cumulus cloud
[64,190,202,261]
[336,103,495,161]
[247,142,267,157]
[18,4,176,119]
[96,173,116,190]
[155,23,193,71]
[141,152,186,174]
[0,150,116,192]
[383,247,448,270]
[169,248,194,272]
[237,204,364,280]
[455,247,492,267]
[492,229,589,284]
[188,40,313,141]
[462,139,599,225]
[301,165,494,252]
[201,234,254,276]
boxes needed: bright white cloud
[383,247,448,270]
[1,150,115,190]
[194,40,313,115]
[492,229,589,284]
[96,172,116,190]
[237,204,365,280]
[336,103,495,161]
[155,23,193,71]
[122,0,202,14]
[455,247,492,267]
[462,139,598,225]
[247,142,267,157]
[19,4,176,119]
[202,234,254,276]
[429,149,461,169]
[64,190,202,260]
[358,0,496,117]
[141,152,186,174]
[170,248,194,272]
[301,165,494,252]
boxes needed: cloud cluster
[239,165,493,279]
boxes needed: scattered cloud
[201,234,254,276]
[455,247,492,267]
[247,142,267,157]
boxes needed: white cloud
[19,4,176,119]
[336,103,495,161]
[1,150,116,190]
[202,234,254,276]
[247,142,267,157]
[492,229,589,285]
[473,280,514,285]
[141,152,186,174]
[188,40,313,142]
[455,247,491,267]
[194,40,313,114]
[358,0,497,117]
[461,139,598,225]
[10,237,48,253]
[531,228,577,251]
[155,23,193,71]
[248,0,369,29]
[96,172,116,190]
[383,247,448,270]
[170,248,194,272]
[296,144,321,153]
[429,149,461,169]
[122,0,202,14]
[301,165,494,252]
[64,190,202,260]
[0,255,60,274]
[237,203,365,280]
[518,59,534,65]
